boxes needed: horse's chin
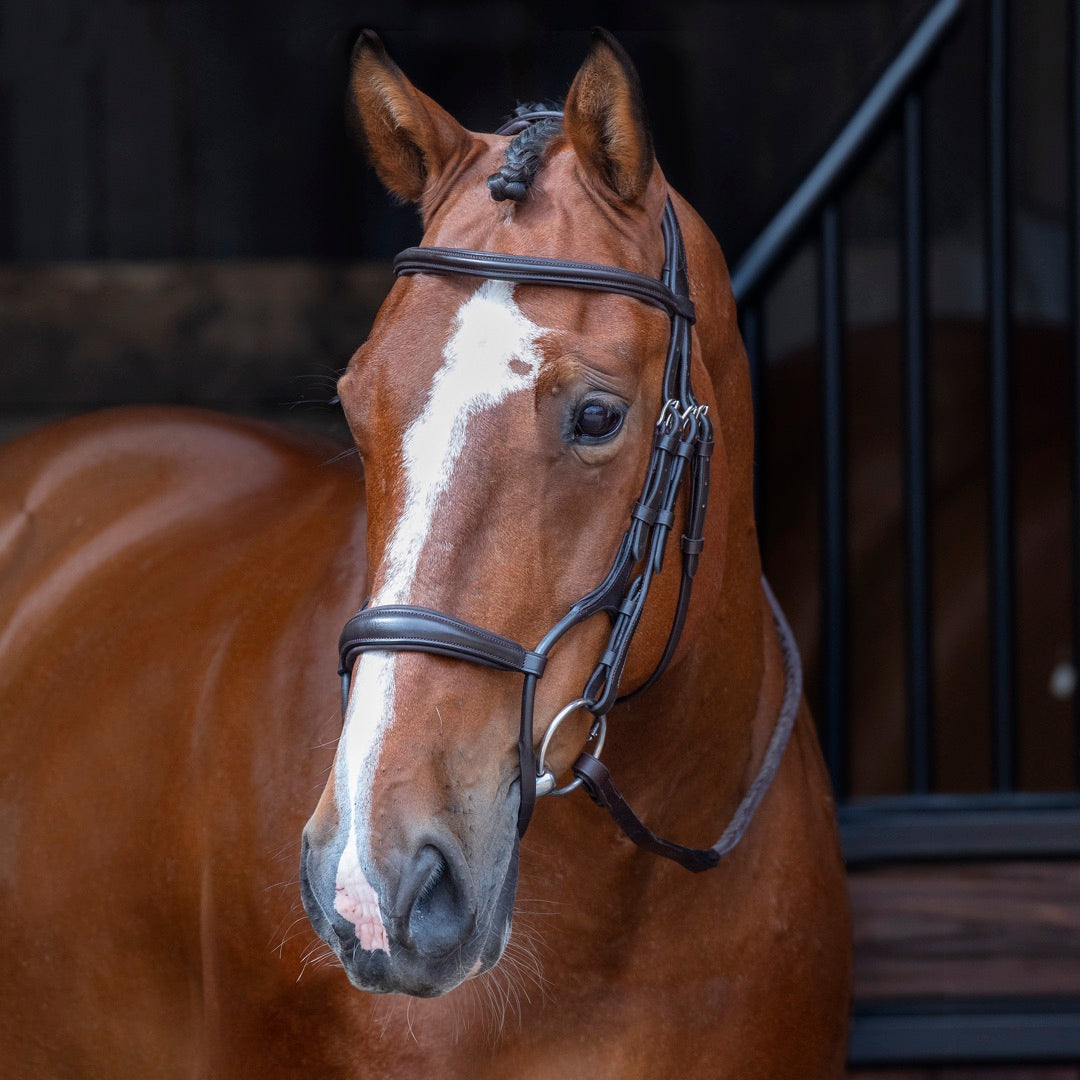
[309,842,520,998]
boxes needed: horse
[0,30,851,1077]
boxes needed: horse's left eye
[573,401,625,443]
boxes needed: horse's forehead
[358,148,669,413]
[377,278,546,561]
[424,141,660,269]
[401,277,548,405]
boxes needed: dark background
[2,0,1068,439]
[1,0,935,263]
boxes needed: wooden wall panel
[850,862,1080,999]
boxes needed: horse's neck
[609,522,772,847]
[541,315,773,882]
[614,200,775,839]
[524,199,781,901]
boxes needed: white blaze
[334,280,545,947]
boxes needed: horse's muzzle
[299,829,519,996]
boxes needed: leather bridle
[337,111,801,870]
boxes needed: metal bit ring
[535,697,607,798]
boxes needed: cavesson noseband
[338,111,801,870]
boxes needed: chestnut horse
[0,31,850,1078]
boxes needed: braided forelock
[487,104,563,202]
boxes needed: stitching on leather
[394,247,689,318]
[345,606,525,655]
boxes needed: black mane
[487,103,563,202]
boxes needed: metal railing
[729,0,1080,1064]
[733,0,965,802]
[733,0,1080,825]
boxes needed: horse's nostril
[409,848,454,943]
[395,842,476,958]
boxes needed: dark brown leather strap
[339,606,548,677]
[394,246,696,322]
[572,754,720,872]
[335,111,799,869]
[571,578,803,871]
[495,109,565,136]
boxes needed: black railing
[730,0,1080,1065]
[901,86,934,796]
[818,201,849,797]
[731,0,965,301]
[1072,0,1080,792]
[732,0,1080,833]
[986,0,1016,793]
[733,0,965,802]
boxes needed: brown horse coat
[0,31,850,1078]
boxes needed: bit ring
[535,697,607,798]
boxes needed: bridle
[337,111,802,871]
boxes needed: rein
[337,111,801,869]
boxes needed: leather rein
[337,113,802,870]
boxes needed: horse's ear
[349,30,473,205]
[563,28,655,204]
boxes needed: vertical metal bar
[83,64,106,259]
[820,202,849,799]
[1071,0,1080,789]
[741,303,767,544]
[987,0,1016,791]
[0,80,11,258]
[902,91,934,794]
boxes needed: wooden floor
[847,861,1080,1076]
[850,862,1080,1000]
[850,1071,1080,1079]
[851,859,1080,993]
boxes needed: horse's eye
[574,400,625,443]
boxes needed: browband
[394,247,696,323]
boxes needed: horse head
[300,29,736,998]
